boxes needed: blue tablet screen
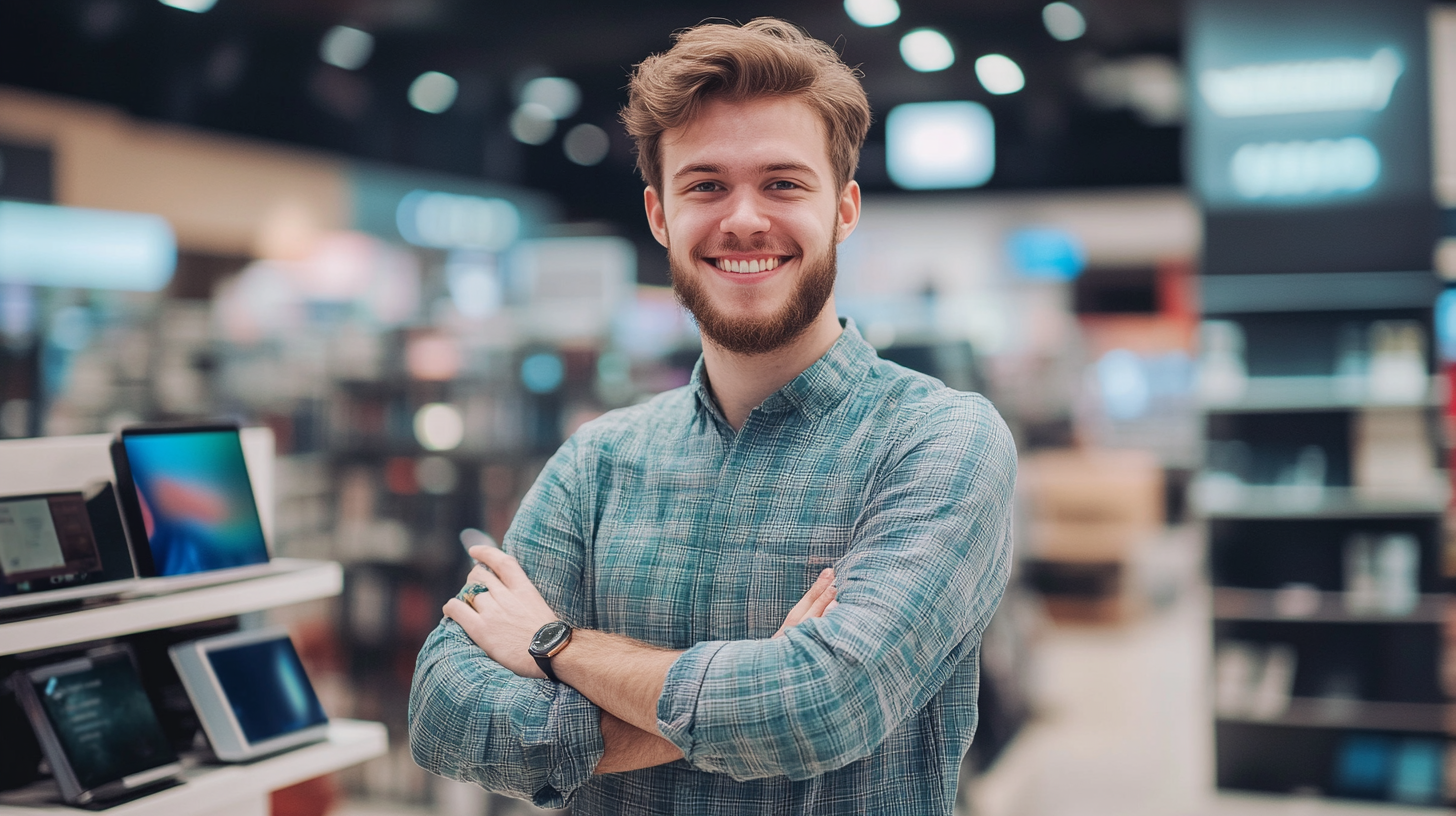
[206,636,327,745]
[122,430,268,576]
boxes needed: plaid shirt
[409,320,1016,815]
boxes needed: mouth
[705,255,793,275]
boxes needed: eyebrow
[672,161,821,181]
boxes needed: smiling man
[409,18,1016,816]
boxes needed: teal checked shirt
[409,320,1017,815]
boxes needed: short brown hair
[621,18,872,194]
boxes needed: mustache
[692,238,800,258]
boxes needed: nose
[718,188,771,241]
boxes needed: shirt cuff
[531,681,606,807]
[655,639,729,764]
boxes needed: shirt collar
[689,318,876,425]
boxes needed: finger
[784,569,833,621]
[826,600,839,613]
[805,585,837,619]
[469,564,509,599]
[471,545,532,589]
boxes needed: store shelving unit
[0,563,384,816]
[0,560,341,657]
[0,433,386,816]
[1198,327,1455,806]
[0,720,386,816]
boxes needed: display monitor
[169,627,329,761]
[9,646,181,805]
[111,423,270,578]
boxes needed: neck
[700,298,843,431]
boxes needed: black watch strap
[533,654,560,682]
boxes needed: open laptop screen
[118,426,268,576]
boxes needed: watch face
[530,621,570,656]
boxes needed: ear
[644,187,670,248]
[835,180,862,244]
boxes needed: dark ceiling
[0,0,1183,235]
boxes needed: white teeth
[715,257,781,274]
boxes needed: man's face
[644,96,861,355]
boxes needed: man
[409,18,1016,815]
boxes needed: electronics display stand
[1198,306,1454,808]
[0,434,387,816]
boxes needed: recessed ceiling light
[976,54,1025,95]
[844,0,899,27]
[900,29,955,73]
[158,0,217,12]
[320,26,373,70]
[520,77,581,120]
[1043,3,1087,41]
[563,124,611,166]
[408,71,458,114]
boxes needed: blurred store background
[0,0,1453,814]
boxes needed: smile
[711,257,787,274]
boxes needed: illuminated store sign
[1187,0,1433,276]
[0,202,176,291]
[1198,48,1403,118]
[395,190,521,252]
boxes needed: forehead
[660,96,832,178]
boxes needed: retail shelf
[0,719,387,816]
[1217,699,1454,735]
[0,559,342,657]
[1213,586,1448,624]
[1201,270,1443,314]
[1195,486,1448,520]
[1201,376,1442,414]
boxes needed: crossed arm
[443,552,839,774]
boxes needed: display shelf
[1195,486,1448,520]
[0,559,342,657]
[1200,270,1443,314]
[1201,376,1442,414]
[1217,699,1454,735]
[1213,587,1448,624]
[0,719,388,816]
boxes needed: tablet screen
[206,636,327,745]
[121,429,268,576]
[31,653,177,791]
[0,493,103,590]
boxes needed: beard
[668,236,837,356]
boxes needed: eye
[768,180,799,190]
[691,181,722,193]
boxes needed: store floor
[339,583,1434,816]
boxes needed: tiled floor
[342,581,1444,816]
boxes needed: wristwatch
[528,620,573,682]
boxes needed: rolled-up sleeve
[409,435,606,806]
[655,394,1016,781]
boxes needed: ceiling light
[408,71,457,114]
[563,123,610,166]
[320,25,373,70]
[885,101,995,190]
[158,0,217,12]
[975,54,1025,95]
[900,29,955,73]
[511,103,556,145]
[844,0,899,27]
[1042,3,1086,41]
[414,403,464,451]
[520,77,580,120]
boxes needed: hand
[773,568,838,638]
[443,544,559,679]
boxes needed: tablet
[0,487,139,613]
[169,627,329,762]
[9,646,182,806]
[111,423,270,578]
